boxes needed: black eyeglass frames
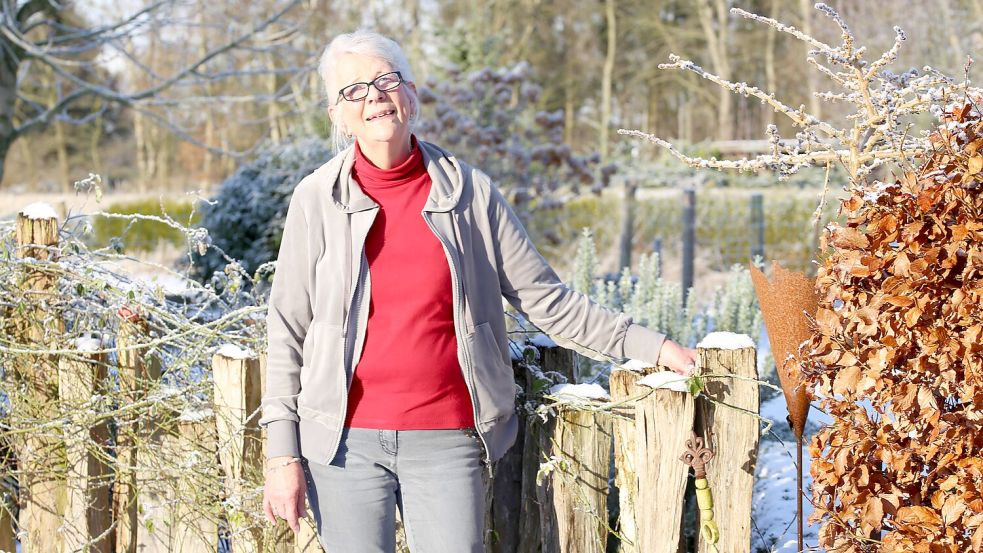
[337,71,404,103]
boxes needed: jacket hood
[327,139,465,213]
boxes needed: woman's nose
[367,83,387,101]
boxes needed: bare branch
[657,54,843,140]
[7,0,300,105]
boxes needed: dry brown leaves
[805,97,983,552]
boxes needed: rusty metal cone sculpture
[749,261,819,553]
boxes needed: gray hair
[319,30,419,153]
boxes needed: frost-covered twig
[620,4,975,187]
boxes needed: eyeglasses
[336,71,404,103]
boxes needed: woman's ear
[327,103,338,127]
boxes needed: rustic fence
[1,206,760,553]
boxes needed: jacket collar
[328,139,464,213]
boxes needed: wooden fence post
[165,415,220,552]
[486,355,530,553]
[114,310,162,553]
[696,340,758,553]
[13,204,65,553]
[0,438,14,553]
[59,338,113,553]
[610,367,695,553]
[619,179,637,271]
[537,405,612,553]
[213,346,265,553]
[750,193,765,262]
[256,352,322,553]
[517,344,578,553]
[681,189,696,303]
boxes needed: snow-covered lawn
[751,395,832,552]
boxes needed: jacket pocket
[468,322,518,424]
[298,322,345,411]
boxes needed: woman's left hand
[656,339,698,376]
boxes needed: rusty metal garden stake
[680,430,719,551]
[750,262,819,553]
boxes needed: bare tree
[599,0,617,160]
[0,0,302,188]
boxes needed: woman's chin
[363,126,410,144]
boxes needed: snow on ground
[752,439,819,552]
[752,394,830,552]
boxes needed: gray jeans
[302,426,488,553]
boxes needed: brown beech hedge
[806,97,983,552]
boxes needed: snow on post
[19,202,59,221]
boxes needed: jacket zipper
[326,247,367,464]
[423,211,492,471]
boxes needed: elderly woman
[260,30,697,553]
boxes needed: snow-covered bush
[187,137,332,286]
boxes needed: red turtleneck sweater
[344,137,475,430]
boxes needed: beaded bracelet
[265,457,302,474]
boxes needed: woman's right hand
[656,339,698,377]
[262,456,308,534]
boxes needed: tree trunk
[799,0,822,121]
[939,0,965,70]
[563,13,577,148]
[19,136,38,191]
[135,110,148,193]
[200,6,217,182]
[90,110,104,177]
[600,0,617,161]
[0,36,18,189]
[267,53,283,144]
[764,0,778,130]
[55,118,71,194]
[697,0,733,140]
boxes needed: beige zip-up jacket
[259,139,666,467]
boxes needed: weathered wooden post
[256,353,322,553]
[213,345,265,553]
[12,203,65,553]
[114,306,162,553]
[750,193,765,262]
[681,189,696,303]
[517,344,577,553]
[59,337,113,553]
[166,414,221,552]
[610,365,695,553]
[536,385,612,553]
[485,356,528,553]
[695,334,758,553]
[0,448,14,553]
[619,179,638,271]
